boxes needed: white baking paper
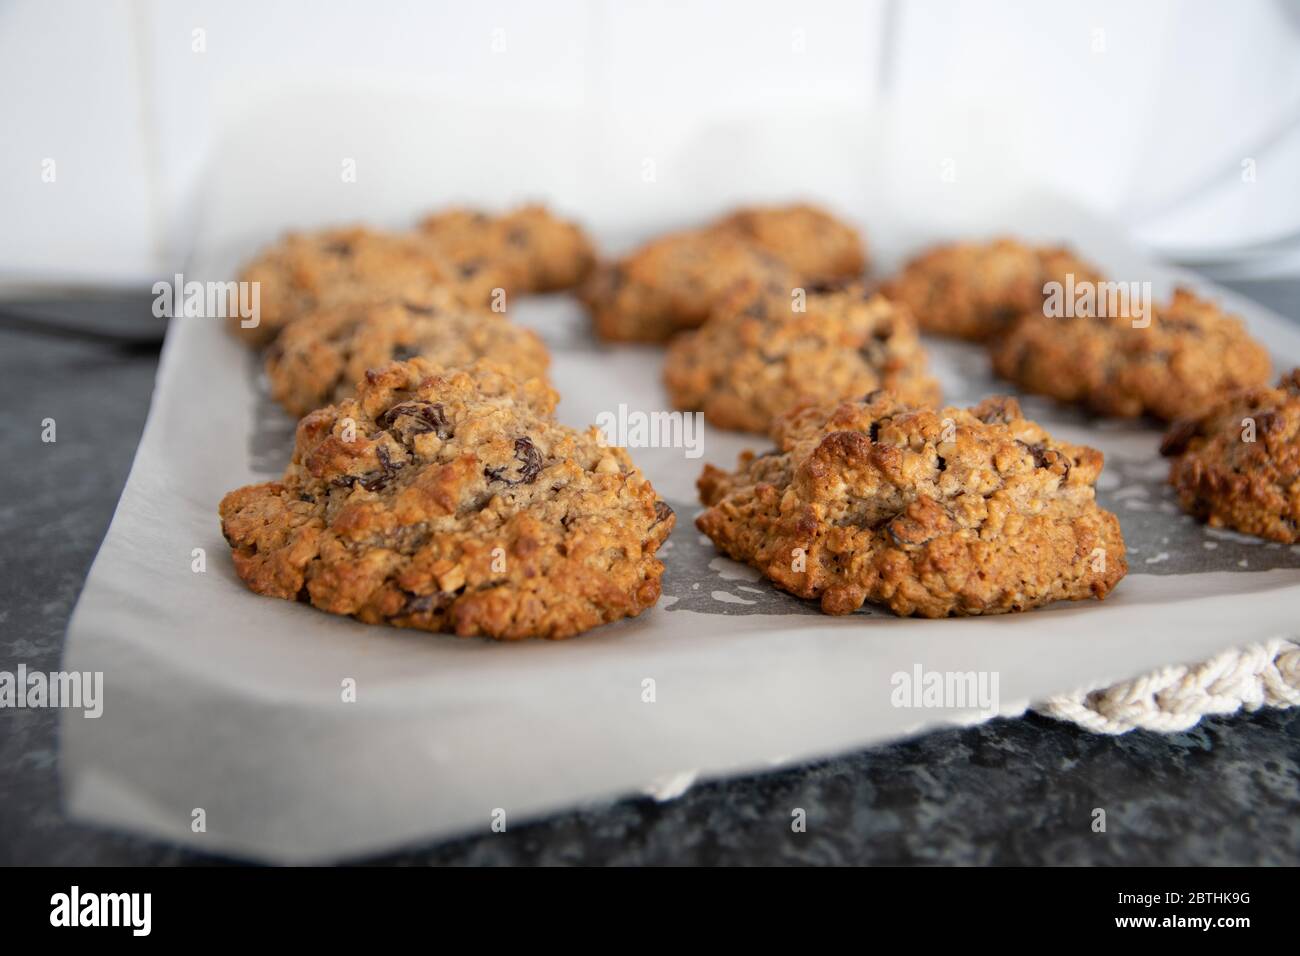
[60,97,1300,863]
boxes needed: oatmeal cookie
[582,231,800,342]
[696,392,1126,617]
[229,226,509,347]
[664,283,940,433]
[219,359,675,639]
[709,203,867,284]
[419,204,595,292]
[1160,369,1300,542]
[266,287,550,418]
[880,239,1102,340]
[991,287,1273,421]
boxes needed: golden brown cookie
[419,204,595,292]
[696,392,1127,617]
[1160,369,1300,542]
[583,203,865,343]
[991,287,1273,421]
[880,238,1102,340]
[228,226,509,348]
[219,359,675,640]
[581,231,800,342]
[664,283,940,433]
[265,287,550,418]
[709,203,867,284]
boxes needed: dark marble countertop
[2,286,1298,867]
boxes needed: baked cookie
[880,238,1102,340]
[229,226,509,347]
[219,359,675,639]
[696,392,1126,617]
[991,287,1273,421]
[1160,369,1300,542]
[266,287,550,417]
[664,283,940,433]
[582,231,800,342]
[709,204,867,284]
[419,204,595,292]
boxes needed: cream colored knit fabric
[1033,640,1300,735]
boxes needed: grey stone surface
[1,287,1298,866]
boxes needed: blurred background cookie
[418,204,595,293]
[265,286,550,417]
[583,203,865,343]
[991,287,1273,421]
[1160,369,1300,542]
[228,226,508,347]
[665,282,938,433]
[880,238,1102,341]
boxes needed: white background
[3,0,1300,283]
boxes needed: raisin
[1159,418,1199,457]
[364,445,400,490]
[402,591,453,615]
[403,301,437,316]
[1255,410,1284,437]
[333,444,403,492]
[377,401,451,439]
[458,259,485,278]
[514,437,543,483]
[405,594,436,614]
[936,455,947,472]
[974,399,1016,425]
[390,344,422,362]
[859,341,886,365]
[1024,441,1071,478]
[804,279,845,295]
[506,227,529,248]
[485,437,543,486]
[653,500,674,526]
[324,240,353,257]
[869,422,881,443]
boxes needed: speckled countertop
[1,288,1298,866]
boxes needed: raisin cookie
[582,231,800,342]
[266,287,550,417]
[710,204,867,285]
[1159,369,1300,542]
[880,239,1102,340]
[419,204,595,292]
[219,359,675,639]
[991,287,1273,421]
[664,283,941,433]
[229,226,509,347]
[696,393,1126,617]
[583,203,864,343]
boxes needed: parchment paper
[60,100,1300,863]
